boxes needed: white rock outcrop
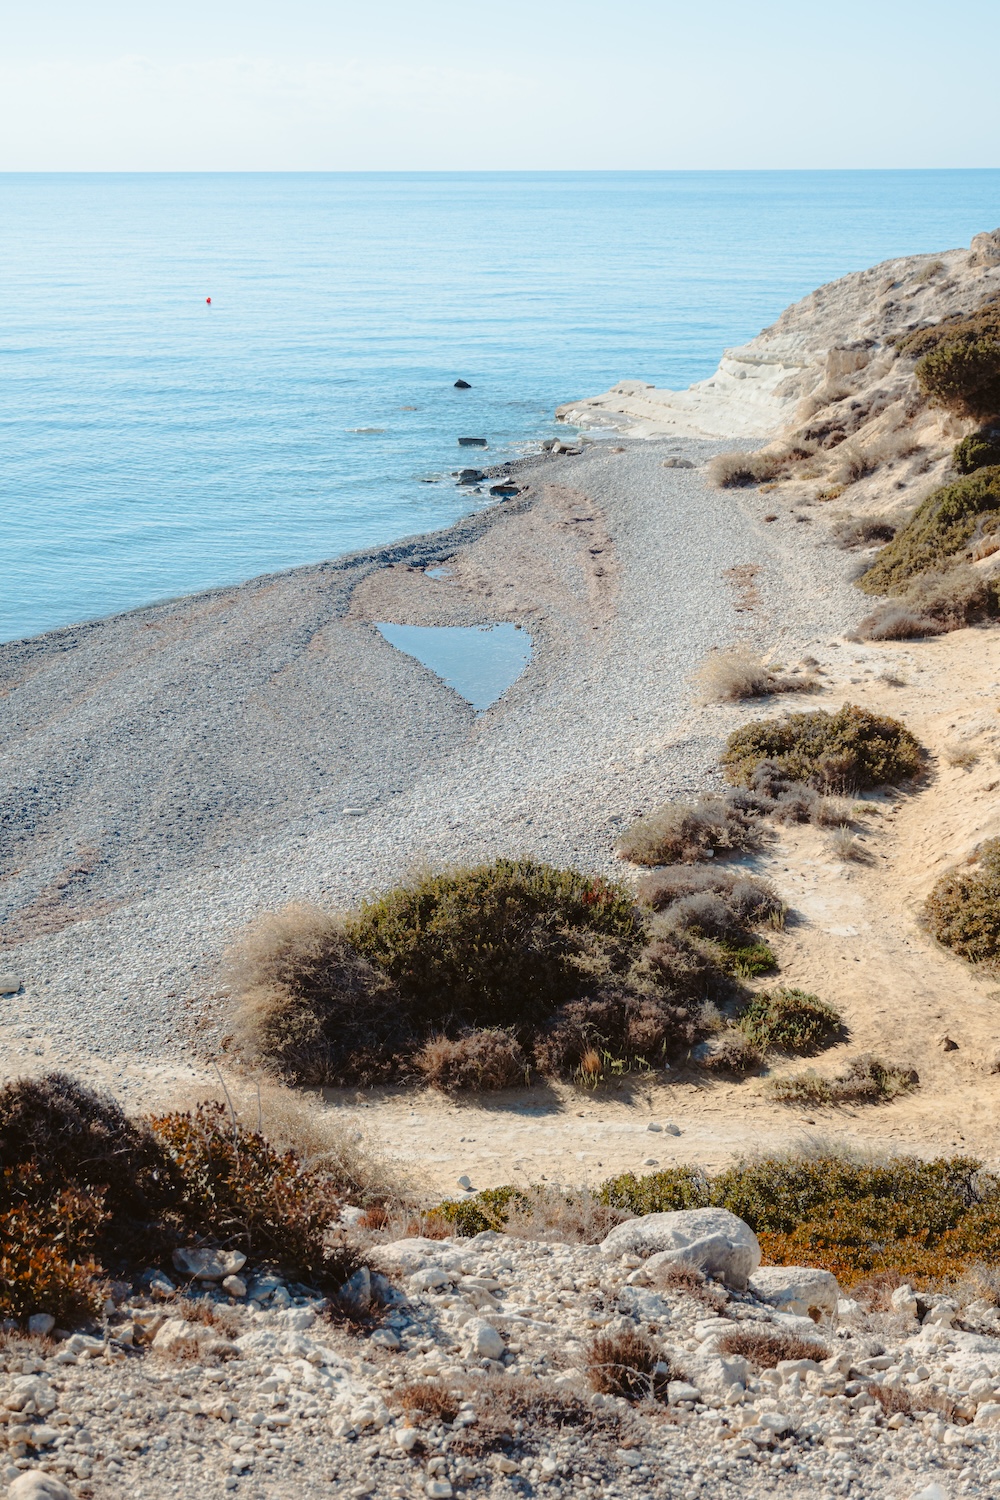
[747,1266,841,1326]
[600,1207,761,1290]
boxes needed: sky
[1,0,999,172]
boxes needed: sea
[3,170,1000,645]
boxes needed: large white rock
[464,1317,505,1361]
[748,1266,840,1326]
[600,1208,761,1291]
[172,1247,247,1281]
[8,1476,77,1500]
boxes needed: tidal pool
[375,621,532,712]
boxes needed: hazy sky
[2,0,999,171]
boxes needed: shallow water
[5,170,1000,643]
[374,622,532,711]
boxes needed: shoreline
[0,430,864,1105]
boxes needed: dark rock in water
[457,468,485,485]
[490,483,520,497]
[458,436,488,447]
[454,379,472,389]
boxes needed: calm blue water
[3,170,1000,644]
[375,622,533,711]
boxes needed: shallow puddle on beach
[375,622,532,711]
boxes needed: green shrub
[894,299,1000,421]
[737,988,841,1054]
[350,860,643,1031]
[953,429,1000,474]
[713,939,778,978]
[433,1186,529,1236]
[858,467,1000,594]
[598,1165,712,1217]
[923,838,1000,968]
[764,1054,917,1106]
[720,704,922,792]
[858,563,1000,639]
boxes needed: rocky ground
[3,1209,1000,1500]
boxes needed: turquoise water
[4,170,1000,644]
[374,622,533,711]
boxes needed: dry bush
[708,451,784,488]
[648,1263,728,1311]
[737,988,841,1055]
[617,792,764,866]
[868,1382,957,1422]
[637,867,784,929]
[586,1328,664,1401]
[148,1102,364,1292]
[830,443,876,486]
[860,562,1000,641]
[830,826,871,863]
[391,1380,461,1425]
[857,603,946,641]
[923,837,1000,968]
[830,516,897,549]
[696,1028,764,1076]
[721,703,922,793]
[501,1185,623,1244]
[717,1327,827,1369]
[227,904,404,1086]
[448,1373,626,1457]
[765,1055,918,1107]
[693,648,814,703]
[164,1079,407,1208]
[414,1030,527,1093]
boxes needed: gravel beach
[0,438,864,1091]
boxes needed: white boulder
[748,1266,840,1326]
[600,1208,761,1291]
[465,1318,505,1361]
[8,1477,77,1500]
[172,1247,247,1281]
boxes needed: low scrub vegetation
[923,838,1000,969]
[764,1054,918,1106]
[953,428,1000,475]
[858,466,1000,595]
[0,1072,368,1324]
[708,450,785,488]
[438,1150,1000,1287]
[413,1029,528,1093]
[231,861,726,1087]
[858,560,1000,639]
[693,647,814,703]
[894,298,1000,421]
[616,792,763,866]
[736,987,841,1054]
[717,1327,827,1368]
[720,703,922,793]
[830,516,897,550]
[586,1328,665,1401]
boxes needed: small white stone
[457,1175,473,1190]
[222,1275,247,1298]
[0,974,22,995]
[26,1314,55,1337]
[425,1483,453,1499]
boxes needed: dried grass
[617,793,764,866]
[413,1030,528,1093]
[693,648,816,703]
[586,1328,665,1401]
[716,1327,827,1369]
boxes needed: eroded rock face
[970,229,1000,267]
[600,1207,761,1291]
[748,1266,840,1326]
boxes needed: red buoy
[206,297,211,305]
